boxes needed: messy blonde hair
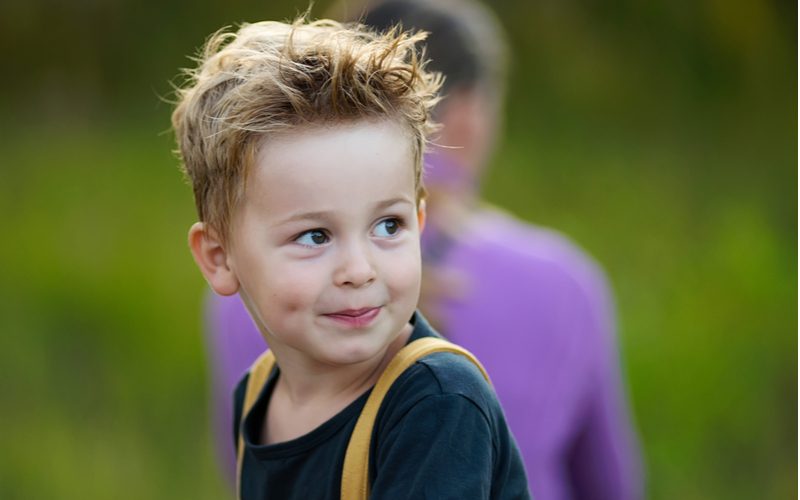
[171,16,442,244]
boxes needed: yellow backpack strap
[340,337,491,500]
[236,350,276,500]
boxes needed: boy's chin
[324,331,405,366]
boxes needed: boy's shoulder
[373,313,504,436]
[367,315,530,498]
[382,348,497,421]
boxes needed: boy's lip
[323,307,382,327]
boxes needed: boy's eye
[295,230,329,247]
[374,218,401,238]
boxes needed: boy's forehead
[244,119,418,211]
[255,119,413,158]
[253,121,413,173]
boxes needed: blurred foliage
[0,0,795,499]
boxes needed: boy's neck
[261,323,414,445]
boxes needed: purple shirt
[205,154,642,500]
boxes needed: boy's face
[226,120,423,369]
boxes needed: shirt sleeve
[568,374,643,500]
[370,393,529,499]
[566,267,643,500]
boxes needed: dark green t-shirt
[233,312,531,499]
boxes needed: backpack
[236,336,491,500]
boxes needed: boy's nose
[334,242,377,288]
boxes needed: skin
[189,119,426,444]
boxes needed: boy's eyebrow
[275,197,415,226]
[373,196,416,211]
[275,210,334,226]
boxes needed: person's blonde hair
[171,16,442,244]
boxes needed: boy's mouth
[323,307,382,327]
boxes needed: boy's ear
[188,222,240,296]
[417,200,426,233]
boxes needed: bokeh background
[0,0,795,498]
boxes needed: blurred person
[206,1,643,499]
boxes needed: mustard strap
[236,349,275,500]
[340,337,491,500]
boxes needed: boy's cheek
[385,251,423,295]
[238,263,314,304]
[244,286,316,336]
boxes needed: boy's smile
[322,307,382,328]
[224,119,424,371]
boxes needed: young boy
[171,17,530,499]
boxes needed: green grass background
[0,0,795,498]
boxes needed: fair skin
[189,119,426,444]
